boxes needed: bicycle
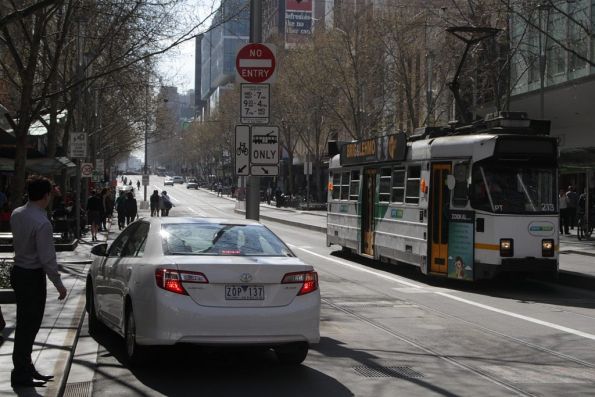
[577,210,594,240]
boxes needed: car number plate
[225,285,265,300]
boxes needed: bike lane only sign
[235,125,250,176]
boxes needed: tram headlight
[542,239,555,257]
[500,239,514,257]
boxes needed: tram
[327,112,559,281]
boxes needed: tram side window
[332,173,341,200]
[452,163,469,207]
[379,168,391,202]
[391,167,405,203]
[350,170,360,200]
[406,165,421,204]
[340,172,350,200]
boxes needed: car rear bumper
[136,290,321,346]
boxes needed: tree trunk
[12,125,29,209]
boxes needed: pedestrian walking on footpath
[137,180,141,190]
[124,192,137,225]
[10,175,67,388]
[150,190,160,217]
[160,191,173,216]
[86,190,102,242]
[559,188,570,235]
[566,185,578,230]
[100,188,109,231]
[115,191,126,230]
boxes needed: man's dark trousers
[10,266,46,378]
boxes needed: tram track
[294,246,595,395]
[322,297,540,397]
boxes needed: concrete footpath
[0,216,119,397]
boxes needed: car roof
[143,216,262,226]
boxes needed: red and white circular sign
[236,43,276,84]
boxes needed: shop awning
[0,156,76,175]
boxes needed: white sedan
[86,217,320,365]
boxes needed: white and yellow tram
[327,112,559,280]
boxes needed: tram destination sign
[340,132,407,166]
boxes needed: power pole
[246,0,262,221]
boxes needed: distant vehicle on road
[87,218,320,365]
[186,178,198,189]
[164,177,174,186]
[155,166,167,176]
[173,176,184,184]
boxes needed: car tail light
[281,271,318,296]
[155,269,208,295]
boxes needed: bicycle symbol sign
[235,125,250,176]
[236,142,249,156]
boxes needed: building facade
[508,0,595,190]
[197,0,250,118]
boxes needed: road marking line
[292,245,595,342]
[434,291,595,341]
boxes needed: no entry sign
[236,43,276,84]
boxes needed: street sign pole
[246,0,263,221]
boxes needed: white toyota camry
[87,217,320,365]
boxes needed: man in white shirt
[10,176,67,388]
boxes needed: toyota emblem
[240,273,253,283]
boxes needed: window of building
[527,55,539,84]
[340,172,350,200]
[349,170,360,200]
[391,167,405,203]
[405,165,421,204]
[550,45,565,75]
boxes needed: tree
[0,0,183,207]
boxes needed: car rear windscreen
[161,223,294,256]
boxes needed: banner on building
[285,0,313,47]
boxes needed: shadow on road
[89,325,354,397]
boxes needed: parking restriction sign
[241,84,270,124]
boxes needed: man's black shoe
[31,369,54,382]
[11,377,46,388]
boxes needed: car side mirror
[91,243,108,256]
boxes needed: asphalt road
[67,176,595,397]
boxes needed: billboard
[285,0,313,46]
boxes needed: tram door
[361,168,377,256]
[429,163,451,274]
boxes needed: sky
[157,39,196,93]
[156,0,220,94]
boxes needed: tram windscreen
[470,164,556,214]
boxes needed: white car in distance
[87,217,320,365]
